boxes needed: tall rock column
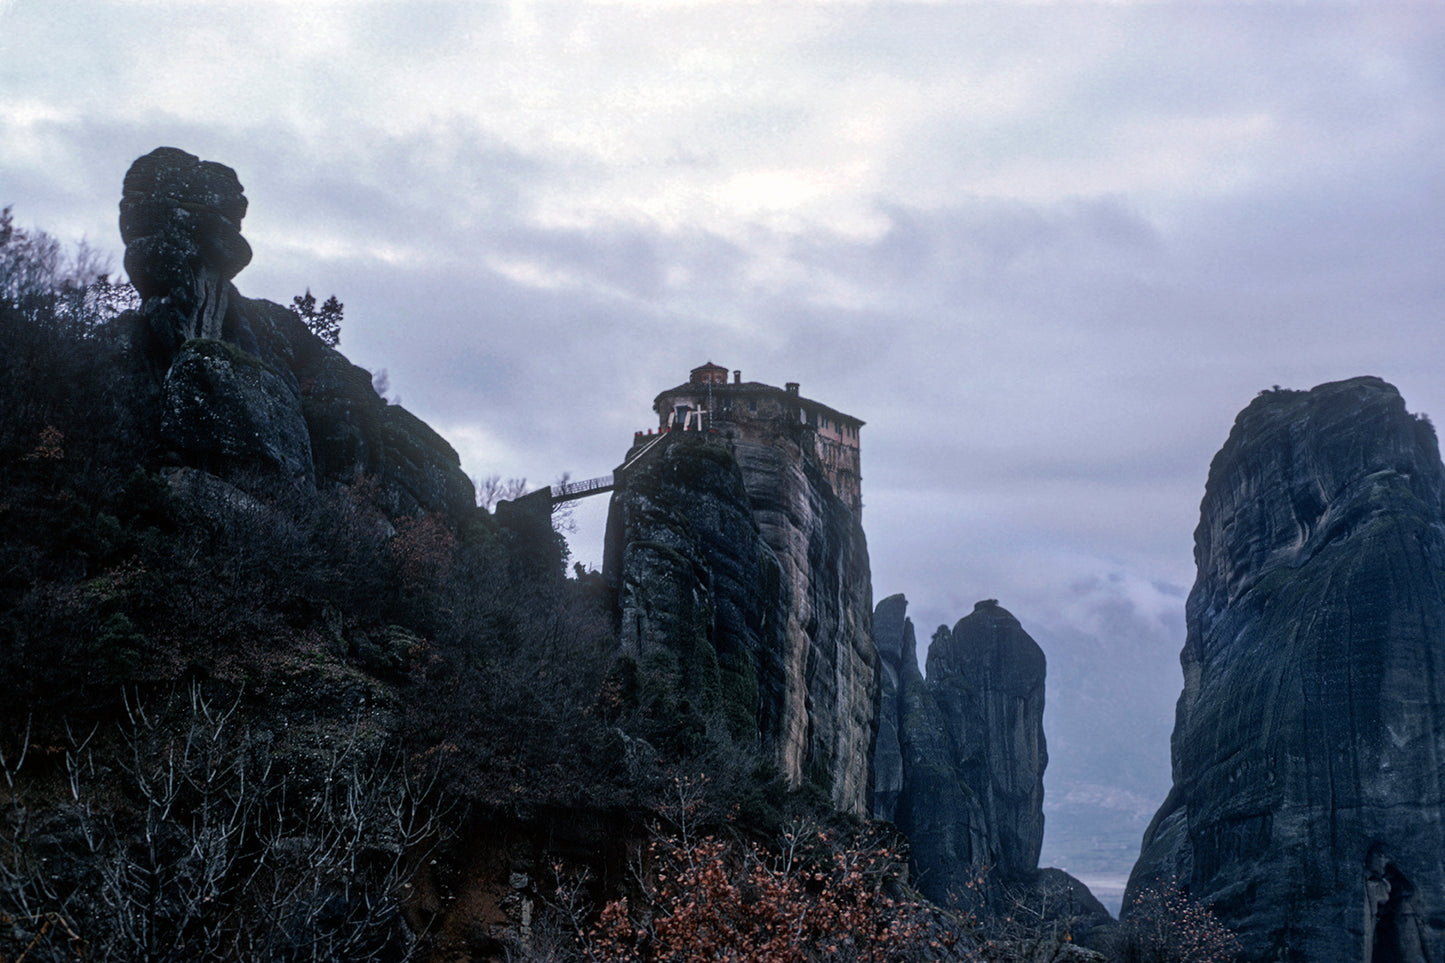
[873,596,1048,905]
[604,430,877,817]
[929,599,1048,879]
[872,594,912,824]
[731,434,876,815]
[1127,377,1445,962]
[120,146,252,349]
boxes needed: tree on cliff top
[290,287,343,346]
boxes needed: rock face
[120,146,251,350]
[603,428,876,817]
[159,337,317,485]
[871,594,912,826]
[874,596,1049,904]
[1127,377,1445,962]
[930,599,1049,879]
[115,147,474,517]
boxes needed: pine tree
[289,287,343,346]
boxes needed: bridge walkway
[548,427,676,503]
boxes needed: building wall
[653,382,863,515]
[814,431,861,515]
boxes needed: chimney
[733,370,741,384]
[785,382,800,395]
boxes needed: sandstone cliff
[115,146,474,518]
[1127,377,1445,962]
[603,428,877,817]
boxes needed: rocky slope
[116,146,474,517]
[11,145,1104,960]
[603,428,877,817]
[1,148,565,961]
[1127,377,1445,962]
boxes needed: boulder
[159,338,314,485]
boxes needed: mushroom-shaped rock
[119,147,252,349]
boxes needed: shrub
[1114,877,1241,963]
[583,814,961,963]
[0,684,443,962]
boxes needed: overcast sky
[5,0,1444,896]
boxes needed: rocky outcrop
[875,595,1113,941]
[115,147,474,517]
[1126,377,1445,962]
[372,404,477,519]
[605,436,782,740]
[120,146,251,350]
[159,337,316,485]
[873,595,980,903]
[603,428,876,817]
[874,596,1048,901]
[932,599,1048,879]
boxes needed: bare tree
[974,875,1105,963]
[1,684,445,963]
[1111,877,1241,963]
[476,473,531,512]
[0,206,136,334]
